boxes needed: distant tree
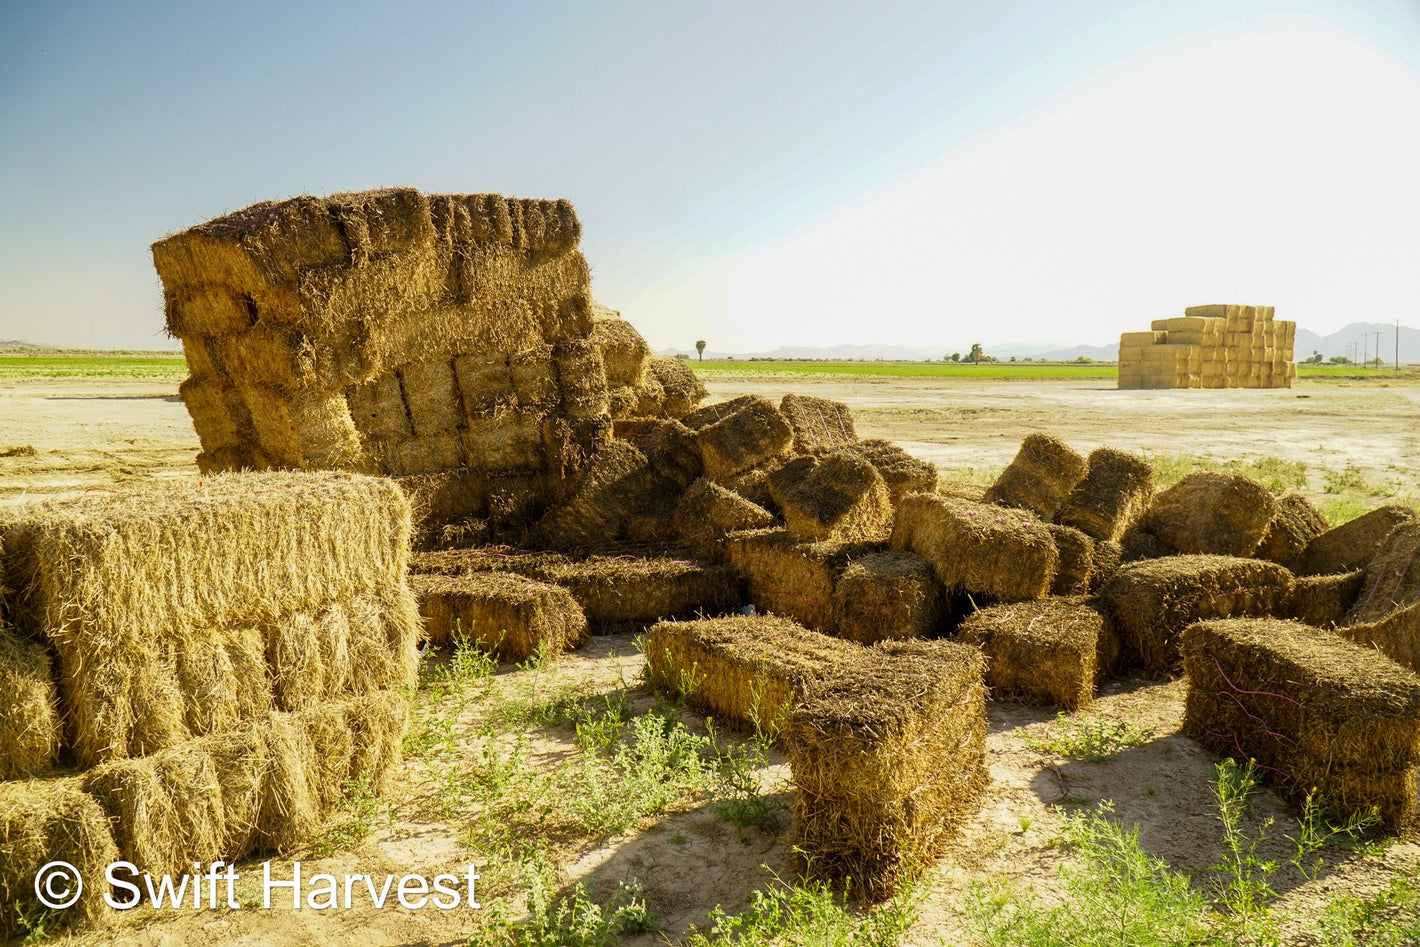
[695,339,706,361]
[1009,356,1017,362]
[1328,355,1350,365]
[949,353,961,362]
[1307,350,1323,364]
[1073,355,1093,363]
[970,343,983,364]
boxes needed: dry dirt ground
[4,371,1418,946]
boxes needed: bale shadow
[986,699,1063,735]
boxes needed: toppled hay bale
[0,625,62,779]
[0,779,120,939]
[1141,472,1278,557]
[412,572,587,661]
[788,639,987,901]
[0,471,420,766]
[1345,522,1420,625]
[771,451,894,543]
[1045,523,1095,596]
[722,462,781,512]
[1057,447,1154,542]
[1098,555,1294,676]
[725,528,874,633]
[539,551,742,630]
[645,615,860,732]
[590,317,650,388]
[1182,618,1420,830]
[614,417,702,489]
[1120,523,1175,562]
[672,478,776,558]
[643,356,707,418]
[891,494,1057,602]
[1340,602,1420,676]
[984,433,1088,520]
[522,440,659,549]
[693,395,794,481]
[957,599,1118,709]
[850,439,937,507]
[833,551,944,644]
[1256,493,1328,571]
[1299,505,1417,576]
[1090,539,1124,591]
[1287,570,1364,629]
[780,393,857,455]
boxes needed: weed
[11,901,60,944]
[1145,453,1307,493]
[565,710,710,835]
[1287,790,1380,880]
[476,863,655,946]
[1209,759,1279,924]
[1313,875,1420,946]
[1023,713,1155,762]
[310,771,382,856]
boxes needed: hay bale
[1181,618,1420,830]
[890,494,1057,602]
[614,417,703,489]
[1098,554,1294,676]
[984,433,1088,520]
[1299,505,1417,576]
[1090,539,1124,592]
[1344,522,1420,625]
[722,461,781,512]
[645,614,861,732]
[522,440,651,549]
[771,451,894,544]
[412,572,587,661]
[410,545,571,579]
[347,373,415,441]
[833,550,944,644]
[1340,601,1420,677]
[539,552,742,631]
[589,317,649,387]
[645,356,707,418]
[725,528,875,633]
[788,640,986,900]
[553,339,611,419]
[672,478,776,558]
[1141,472,1279,557]
[957,599,1118,709]
[1120,523,1175,562]
[850,439,937,507]
[1286,570,1365,629]
[696,395,794,482]
[0,779,120,938]
[779,393,857,455]
[1256,493,1329,571]
[0,471,419,766]
[1057,447,1155,542]
[0,625,63,779]
[398,359,464,437]
[1045,523,1096,596]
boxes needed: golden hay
[1256,493,1328,571]
[1182,617,1420,830]
[692,395,794,481]
[522,440,652,549]
[788,639,987,901]
[346,373,414,441]
[779,393,858,455]
[644,356,708,418]
[412,572,588,661]
[1345,522,1420,625]
[613,417,703,489]
[0,624,62,779]
[771,451,894,543]
[984,433,1088,520]
[409,545,572,579]
[672,477,776,558]
[0,778,119,938]
[552,339,611,419]
[589,317,650,388]
[1286,570,1364,629]
[1057,447,1155,542]
[1140,472,1279,557]
[1089,539,1124,592]
[539,552,742,631]
[957,599,1118,709]
[849,439,937,507]
[832,550,944,644]
[1098,554,1294,677]
[1045,523,1096,596]
[398,359,464,437]
[1299,505,1417,576]
[722,461,782,512]
[890,494,1057,602]
[724,528,877,633]
[645,614,861,732]
[0,471,419,766]
[1340,601,1420,676]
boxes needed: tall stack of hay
[1117,305,1296,389]
[0,473,420,936]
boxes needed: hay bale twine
[1140,472,1279,557]
[1298,504,1417,576]
[412,572,588,661]
[957,598,1118,709]
[1057,447,1154,542]
[833,550,944,644]
[779,393,857,455]
[1256,493,1329,571]
[0,624,63,779]
[984,433,1088,520]
[890,494,1057,603]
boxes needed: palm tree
[695,340,706,361]
[970,343,983,364]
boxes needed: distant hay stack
[985,433,1088,520]
[891,494,1057,603]
[1182,618,1420,830]
[780,393,857,455]
[1117,306,1296,390]
[1141,472,1279,557]
[958,599,1118,709]
[833,550,945,644]
[788,639,987,901]
[412,572,588,661]
[1057,447,1155,542]
[1298,505,1417,576]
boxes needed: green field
[689,360,1117,379]
[0,354,188,379]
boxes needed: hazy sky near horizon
[2,1,1418,352]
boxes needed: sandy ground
[5,371,1418,946]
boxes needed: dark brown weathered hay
[696,395,794,482]
[1098,554,1294,677]
[522,440,650,548]
[832,550,944,644]
[644,356,708,418]
[614,417,703,489]
[1182,617,1420,830]
[723,461,782,512]
[1045,523,1096,596]
[1287,570,1365,629]
[1256,493,1329,571]
[1141,472,1279,557]
[672,478,777,558]
[1299,504,1418,576]
[771,451,894,543]
[1089,539,1124,592]
[1057,447,1155,542]
[957,599,1118,709]
[412,571,588,660]
[1340,601,1420,676]
[788,639,987,901]
[0,471,419,766]
[538,552,743,630]
[725,528,876,633]
[646,615,861,732]
[1345,522,1420,625]
[890,494,1057,602]
[0,778,120,939]
[780,393,857,455]
[1120,523,1175,561]
[590,317,650,387]
[850,439,938,507]
[984,433,1088,520]
[0,624,63,779]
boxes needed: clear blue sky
[2,1,1417,352]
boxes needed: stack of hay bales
[0,473,420,937]
[1117,305,1296,389]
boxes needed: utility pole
[1363,335,1368,367]
[1373,330,1383,368]
[1400,319,1403,371]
